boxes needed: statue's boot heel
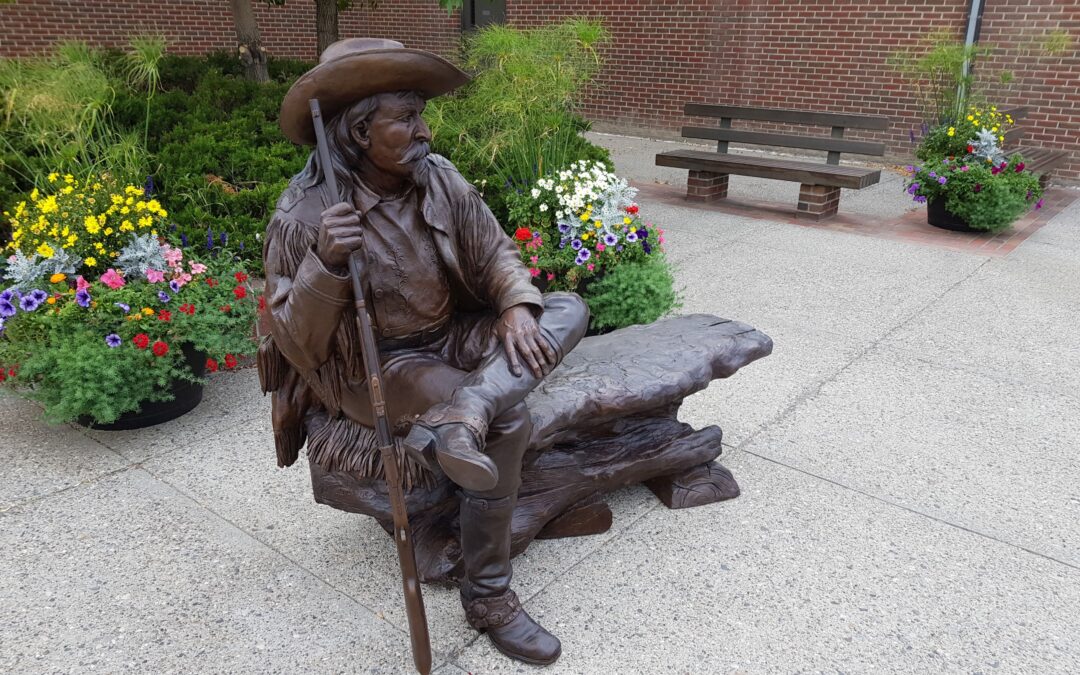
[403,423,499,492]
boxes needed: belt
[377,322,450,351]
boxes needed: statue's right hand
[316,201,363,272]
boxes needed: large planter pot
[78,343,208,431]
[927,196,982,233]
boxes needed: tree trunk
[316,0,340,57]
[228,0,270,83]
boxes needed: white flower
[530,188,541,199]
[539,204,549,212]
[556,210,565,219]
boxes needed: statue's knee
[540,292,589,349]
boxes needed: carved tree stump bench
[308,314,773,583]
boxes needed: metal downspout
[959,0,986,112]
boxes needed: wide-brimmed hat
[280,38,470,146]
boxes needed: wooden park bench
[303,314,772,583]
[656,104,890,220]
[1002,106,1069,189]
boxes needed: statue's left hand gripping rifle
[309,98,432,675]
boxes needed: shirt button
[374,289,384,299]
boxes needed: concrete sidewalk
[3,134,1080,674]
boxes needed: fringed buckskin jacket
[258,154,542,485]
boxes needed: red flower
[626,204,639,215]
[966,145,974,153]
[234,271,249,283]
[206,277,218,288]
[157,310,172,322]
[132,333,150,349]
[974,183,983,193]
[220,304,232,313]
[257,295,267,312]
[224,354,238,369]
[7,367,15,378]
[0,369,6,382]
[233,285,247,300]
[152,340,169,357]
[514,227,532,241]
[179,303,196,315]
[1016,162,1026,172]
[205,358,219,373]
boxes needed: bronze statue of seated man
[263,38,589,666]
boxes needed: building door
[461,0,506,31]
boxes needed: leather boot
[459,493,561,665]
[403,293,589,493]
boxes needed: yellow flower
[147,199,162,213]
[124,197,134,206]
[947,127,955,137]
[967,115,974,121]
[46,296,57,305]
[582,232,590,241]
[61,186,74,195]
[83,215,101,234]
[142,307,155,316]
[30,188,40,202]
[94,242,105,252]
[999,135,1005,143]
[137,216,152,228]
[39,195,58,214]
[65,235,77,247]
[37,242,55,258]
[120,206,130,215]
[47,173,59,182]
[104,227,114,235]
[991,106,997,111]
[579,212,589,222]
[623,217,632,225]
[85,256,97,267]
[50,273,66,283]
[63,174,74,184]
[992,126,998,132]
[120,220,135,232]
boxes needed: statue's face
[358,91,431,180]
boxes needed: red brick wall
[1,0,1077,182]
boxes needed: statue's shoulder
[272,179,325,223]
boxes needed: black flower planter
[78,343,208,431]
[927,197,981,233]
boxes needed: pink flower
[546,273,555,281]
[173,272,192,288]
[75,275,91,292]
[960,166,970,172]
[146,268,165,283]
[100,269,125,289]
[529,255,539,264]
[587,263,595,271]
[596,243,606,252]
[189,262,208,274]
[529,267,540,277]
[163,246,183,268]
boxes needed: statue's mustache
[398,142,431,165]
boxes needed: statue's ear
[350,119,371,150]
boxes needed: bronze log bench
[656,104,890,220]
[305,314,772,583]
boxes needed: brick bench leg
[797,184,841,220]
[687,171,729,201]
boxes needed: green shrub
[426,19,612,221]
[584,257,679,332]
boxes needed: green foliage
[904,154,1042,233]
[915,104,1015,162]
[584,256,679,332]
[888,31,1010,127]
[0,249,259,424]
[426,19,612,220]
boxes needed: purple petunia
[0,297,14,319]
[907,183,919,195]
[20,291,44,312]
[169,279,182,293]
[570,239,583,251]
[158,291,171,303]
[914,195,928,203]
[115,302,131,313]
[938,176,947,185]
[558,222,572,234]
[603,233,618,246]
[642,241,653,254]
[75,289,91,308]
[626,232,639,243]
[928,171,937,179]
[105,333,122,348]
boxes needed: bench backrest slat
[685,103,890,131]
[682,127,886,157]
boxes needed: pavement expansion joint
[741,449,1080,574]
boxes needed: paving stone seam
[0,464,136,514]
[740,448,1080,574]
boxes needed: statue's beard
[398,141,431,166]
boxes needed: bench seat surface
[656,149,882,189]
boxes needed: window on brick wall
[461,0,506,31]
